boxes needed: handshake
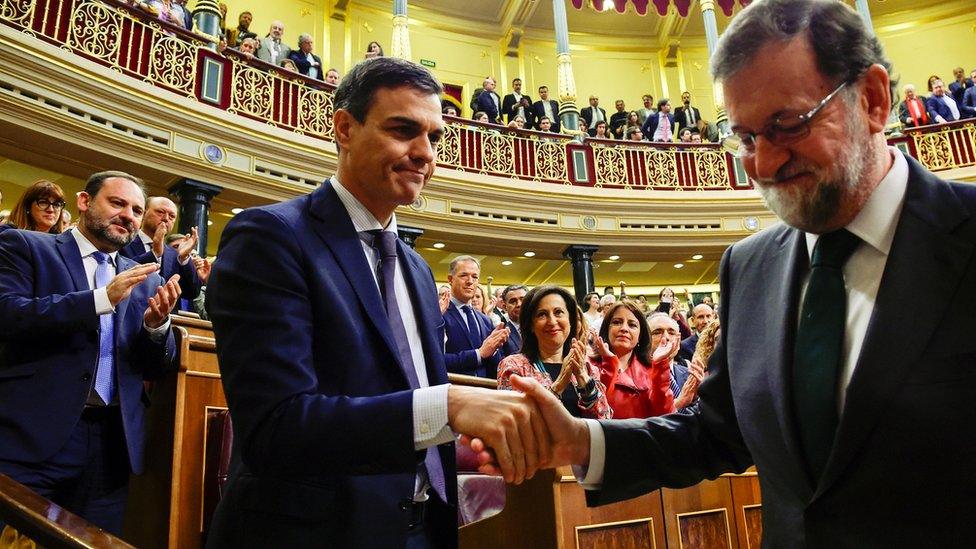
[447,375,591,484]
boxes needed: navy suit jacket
[0,229,175,474]
[961,86,976,119]
[500,318,522,359]
[588,156,976,545]
[678,333,698,363]
[531,100,560,132]
[641,112,676,141]
[443,304,499,379]
[925,95,959,122]
[287,50,324,80]
[205,181,457,548]
[121,236,201,302]
[474,90,502,124]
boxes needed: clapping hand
[144,274,181,329]
[674,357,705,409]
[651,331,678,365]
[193,256,212,284]
[176,227,199,263]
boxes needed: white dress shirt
[304,52,320,79]
[450,296,482,365]
[330,178,453,452]
[577,146,909,489]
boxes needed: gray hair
[711,0,896,108]
[599,294,616,307]
[298,33,313,45]
[448,255,480,276]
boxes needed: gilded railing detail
[0,0,35,25]
[594,145,627,187]
[150,35,196,95]
[694,149,730,189]
[229,63,273,120]
[911,121,976,171]
[535,140,567,182]
[297,88,333,138]
[646,149,679,189]
[481,132,515,175]
[68,1,122,63]
[437,123,462,167]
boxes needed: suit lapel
[56,232,89,292]
[398,244,448,387]
[446,305,478,348]
[814,159,974,499]
[306,181,403,376]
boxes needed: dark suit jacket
[531,99,560,132]
[678,333,698,363]
[474,90,502,124]
[443,303,500,379]
[502,93,532,124]
[673,105,702,131]
[287,50,324,80]
[641,112,676,141]
[205,181,457,548]
[588,156,976,546]
[500,319,522,359]
[926,95,959,122]
[121,236,201,302]
[0,229,175,475]
[580,106,608,135]
[948,79,973,106]
[961,86,976,119]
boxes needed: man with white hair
[288,33,323,80]
[473,77,502,124]
[256,21,291,66]
[898,84,931,127]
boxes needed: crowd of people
[897,67,976,127]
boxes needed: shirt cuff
[93,288,114,315]
[413,384,453,450]
[573,419,606,490]
[143,317,170,343]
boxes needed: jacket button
[80,373,92,382]
[399,500,411,512]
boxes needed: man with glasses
[475,0,976,545]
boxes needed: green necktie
[793,229,861,481]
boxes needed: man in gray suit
[255,21,291,66]
[473,0,976,546]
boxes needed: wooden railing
[1,0,971,193]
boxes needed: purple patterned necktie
[92,251,115,404]
[369,230,447,503]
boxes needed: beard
[753,103,873,233]
[83,210,138,250]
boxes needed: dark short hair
[502,284,528,302]
[628,126,642,138]
[539,116,552,124]
[512,78,522,84]
[538,85,548,92]
[595,120,607,129]
[334,57,442,123]
[711,0,896,107]
[657,98,670,109]
[519,285,580,363]
[85,171,147,200]
[598,300,652,366]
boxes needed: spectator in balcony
[442,105,458,117]
[2,180,68,234]
[609,100,629,139]
[582,292,601,328]
[227,10,256,48]
[691,132,704,144]
[236,37,257,60]
[474,77,502,124]
[948,67,973,106]
[963,74,976,119]
[626,126,644,141]
[581,95,607,137]
[537,116,553,132]
[325,68,340,86]
[898,84,930,127]
[147,0,187,28]
[257,21,291,66]
[926,74,941,93]
[507,115,526,130]
[497,285,610,420]
[589,302,676,420]
[637,94,656,125]
[678,127,694,143]
[674,91,703,134]
[502,78,531,126]
[926,79,961,124]
[279,59,298,72]
[625,111,640,132]
[171,0,191,29]
[532,85,560,133]
[288,33,323,80]
[473,111,489,124]
[642,98,676,142]
[593,120,610,139]
[365,41,384,59]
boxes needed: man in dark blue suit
[641,99,676,142]
[499,284,526,358]
[473,77,502,124]
[443,255,508,380]
[480,1,976,545]
[925,79,961,124]
[0,171,179,534]
[678,303,715,362]
[120,196,201,311]
[205,57,549,549]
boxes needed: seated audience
[678,127,694,142]
[2,180,68,234]
[256,21,291,66]
[325,68,340,86]
[497,285,610,419]
[690,132,703,143]
[288,33,323,80]
[898,84,931,127]
[507,115,526,130]
[578,120,589,134]
[927,74,941,93]
[626,126,644,141]
[642,98,676,142]
[473,111,489,124]
[279,59,298,72]
[589,301,676,419]
[235,37,258,60]
[625,111,640,132]
[443,105,459,117]
[926,79,961,123]
[365,41,384,58]
[537,116,553,132]
[227,10,256,48]
[593,120,610,139]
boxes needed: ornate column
[700,0,729,138]
[854,0,875,34]
[191,0,223,50]
[563,245,599,304]
[397,225,424,249]
[168,179,222,255]
[391,0,411,60]
[552,0,581,137]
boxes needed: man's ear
[333,109,358,150]
[77,191,91,214]
[862,64,892,134]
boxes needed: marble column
[552,0,581,136]
[391,0,411,60]
[168,179,222,256]
[397,225,424,248]
[563,245,599,305]
[700,0,729,138]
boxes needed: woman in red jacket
[589,301,678,419]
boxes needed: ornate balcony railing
[1,0,973,191]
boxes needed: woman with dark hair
[497,285,611,419]
[589,300,677,419]
[3,180,68,234]
[582,292,601,328]
[365,41,384,58]
[654,287,691,339]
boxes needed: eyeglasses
[722,79,852,158]
[35,198,66,211]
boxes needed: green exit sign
[420,59,436,68]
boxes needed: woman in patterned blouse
[497,285,611,419]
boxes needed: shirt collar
[330,176,398,236]
[450,296,471,311]
[139,230,153,246]
[71,227,119,262]
[805,146,908,259]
